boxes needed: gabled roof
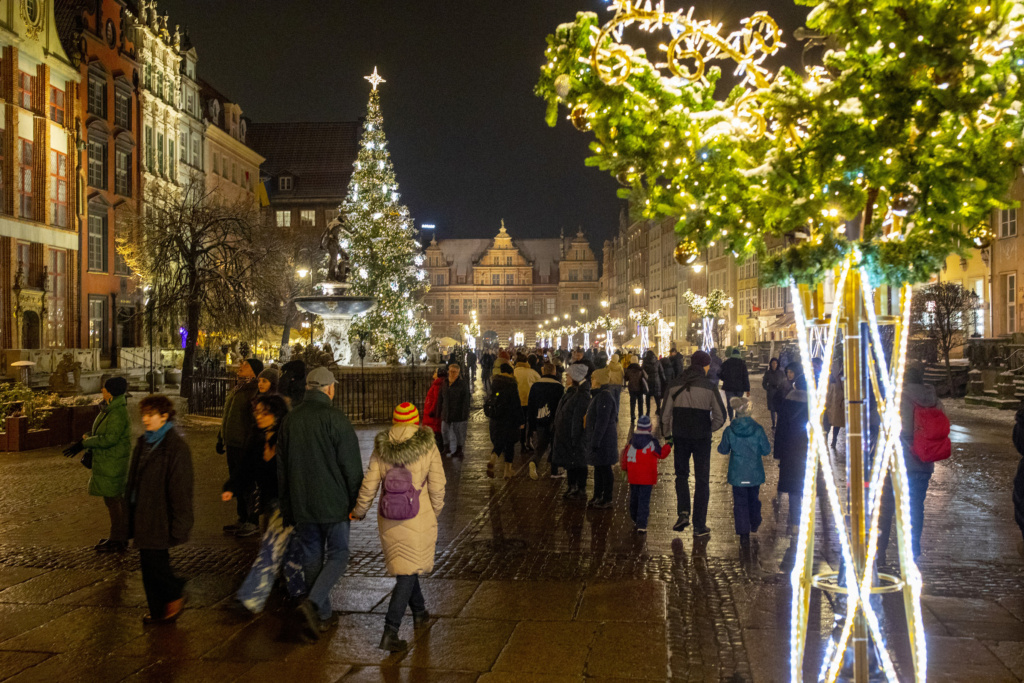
[432,234,579,285]
[246,121,362,202]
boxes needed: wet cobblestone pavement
[0,378,1021,681]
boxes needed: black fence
[185,366,435,425]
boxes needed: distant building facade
[199,80,261,205]
[423,222,600,345]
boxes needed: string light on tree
[343,67,429,363]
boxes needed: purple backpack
[378,464,421,521]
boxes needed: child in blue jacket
[717,397,771,540]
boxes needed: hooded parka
[351,426,446,575]
[83,394,132,497]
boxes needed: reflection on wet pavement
[0,377,1020,681]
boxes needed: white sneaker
[550,470,566,479]
[528,462,539,480]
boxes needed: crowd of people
[68,335,1017,651]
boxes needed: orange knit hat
[392,402,420,425]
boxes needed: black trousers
[567,466,588,492]
[226,445,257,524]
[385,574,426,631]
[139,548,185,618]
[104,496,128,542]
[593,465,613,502]
[674,438,713,529]
[532,423,554,466]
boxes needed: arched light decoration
[628,308,661,355]
[596,313,623,355]
[537,1,1024,680]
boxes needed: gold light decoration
[674,239,700,266]
[570,103,592,131]
[967,223,995,250]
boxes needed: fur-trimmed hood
[374,425,435,465]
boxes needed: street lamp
[563,313,569,320]
[601,300,609,308]
[633,286,642,295]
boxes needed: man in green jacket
[277,366,363,641]
[82,377,132,552]
[217,358,261,536]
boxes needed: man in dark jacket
[668,348,684,380]
[552,364,591,499]
[480,351,494,394]
[277,366,364,640]
[661,350,726,536]
[527,363,565,480]
[488,364,524,480]
[876,365,945,564]
[719,348,751,422]
[438,362,471,458]
[466,349,478,384]
[585,381,619,508]
[624,360,647,423]
[279,359,307,406]
[218,358,261,535]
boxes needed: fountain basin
[294,296,376,318]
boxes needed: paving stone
[240,661,352,683]
[371,579,479,618]
[202,613,304,662]
[476,674,583,683]
[52,571,149,608]
[0,567,45,591]
[401,617,514,672]
[925,636,1018,683]
[330,576,395,613]
[0,569,106,604]
[0,651,48,681]
[123,658,253,682]
[0,603,67,643]
[492,621,598,676]
[576,580,666,622]
[989,641,1024,681]
[339,667,479,682]
[459,581,582,621]
[585,621,668,679]
[4,653,150,683]
[287,613,415,666]
[119,603,254,660]
[0,606,145,654]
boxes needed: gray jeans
[441,421,467,455]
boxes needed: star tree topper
[365,66,386,91]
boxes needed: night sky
[157,1,811,247]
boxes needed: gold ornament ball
[968,224,995,249]
[570,104,591,132]
[674,240,700,266]
[616,170,632,186]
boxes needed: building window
[450,299,459,315]
[534,299,542,315]
[18,139,32,219]
[491,274,499,285]
[505,274,514,285]
[571,293,579,300]
[506,299,516,315]
[49,150,67,227]
[569,270,579,282]
[275,210,291,227]
[114,149,131,197]
[156,132,164,175]
[114,232,130,275]
[47,249,67,347]
[49,87,65,125]
[506,256,512,266]
[18,71,34,110]
[519,300,528,315]
[300,210,315,227]
[191,137,200,166]
[168,139,175,179]
[491,299,500,314]
[144,126,153,170]
[87,74,105,117]
[583,269,593,281]
[434,273,445,286]
[114,91,130,129]
[88,211,107,272]
[279,176,293,191]
[232,161,237,183]
[1001,209,1017,238]
[212,153,219,175]
[179,133,187,161]
[479,299,486,313]
[493,256,499,265]
[88,296,107,350]
[583,293,590,301]
[155,71,163,98]
[88,139,106,189]
[547,298,555,314]
[464,299,473,314]
[1008,273,1017,333]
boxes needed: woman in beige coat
[352,403,446,652]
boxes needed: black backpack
[483,390,501,419]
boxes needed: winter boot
[379,627,408,652]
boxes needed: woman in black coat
[641,350,666,418]
[552,369,592,499]
[488,364,524,480]
[761,358,788,429]
[585,383,619,508]
[773,374,809,533]
[126,395,194,624]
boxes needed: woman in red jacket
[422,367,446,452]
[620,415,671,532]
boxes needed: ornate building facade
[423,223,600,345]
[0,0,81,351]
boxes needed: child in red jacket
[422,368,446,452]
[620,415,672,532]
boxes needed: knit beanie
[245,357,264,376]
[568,363,588,383]
[392,402,420,425]
[691,350,711,368]
[104,376,128,397]
[258,368,280,390]
[635,415,652,434]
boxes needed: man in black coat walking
[438,362,471,458]
[719,348,751,422]
[527,363,565,479]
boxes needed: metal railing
[185,366,436,424]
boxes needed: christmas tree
[342,68,429,362]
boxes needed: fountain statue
[293,212,376,366]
